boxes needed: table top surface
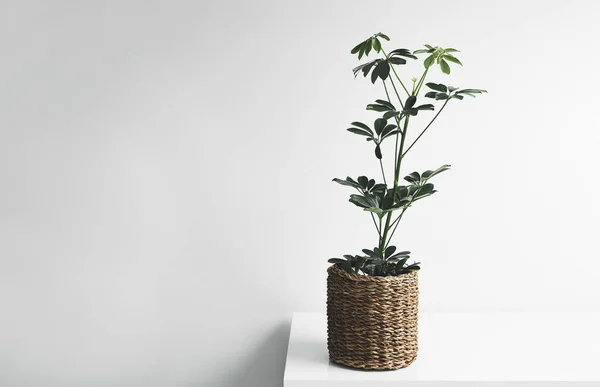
[284,311,600,384]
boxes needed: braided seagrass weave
[327,265,419,370]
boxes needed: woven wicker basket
[326,265,419,370]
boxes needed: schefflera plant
[329,33,486,276]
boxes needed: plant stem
[379,158,387,186]
[402,100,449,158]
[384,208,407,250]
[386,76,405,109]
[382,79,403,175]
[379,115,410,251]
[381,48,411,96]
[414,67,429,96]
[371,213,381,236]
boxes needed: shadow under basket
[326,265,419,370]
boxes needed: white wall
[1,0,599,386]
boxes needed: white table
[284,312,600,386]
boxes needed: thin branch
[371,213,381,235]
[386,76,405,110]
[414,67,429,96]
[402,100,449,157]
[382,79,403,175]
[383,182,428,250]
[379,158,387,186]
[384,209,406,250]
[379,115,410,251]
[381,49,411,96]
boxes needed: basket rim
[328,264,418,282]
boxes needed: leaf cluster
[424,83,487,101]
[333,164,451,219]
[346,115,398,159]
[328,245,420,276]
[332,33,487,277]
[414,45,462,74]
[352,49,417,84]
[350,32,390,60]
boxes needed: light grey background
[1,0,599,386]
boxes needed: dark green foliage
[401,96,435,116]
[351,32,390,60]
[351,35,416,84]
[329,246,420,276]
[332,33,486,276]
[425,83,487,100]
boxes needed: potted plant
[327,33,486,370]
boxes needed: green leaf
[424,44,434,49]
[367,104,390,112]
[385,246,396,258]
[358,176,369,188]
[361,61,377,77]
[371,184,387,194]
[372,38,381,52]
[448,86,458,92]
[452,94,464,100]
[417,183,435,196]
[416,104,435,111]
[389,57,406,65]
[375,99,395,110]
[388,48,417,60]
[358,43,365,60]
[422,164,451,179]
[354,257,364,273]
[364,39,372,56]
[349,194,370,208]
[370,63,380,83]
[382,129,400,140]
[394,186,409,200]
[426,83,447,93]
[424,91,437,99]
[424,54,435,68]
[371,61,390,83]
[351,42,363,54]
[456,88,487,95]
[328,258,346,264]
[440,58,451,74]
[380,124,397,138]
[444,48,459,53]
[350,121,373,134]
[341,260,353,273]
[395,258,408,268]
[404,171,421,183]
[362,249,377,257]
[353,59,381,78]
[332,177,360,189]
[347,128,372,137]
[375,145,382,159]
[383,110,400,119]
[444,55,462,66]
[405,96,417,109]
[404,262,421,271]
[435,93,449,100]
[381,193,394,210]
[374,118,387,135]
[413,49,430,54]
[378,33,390,41]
